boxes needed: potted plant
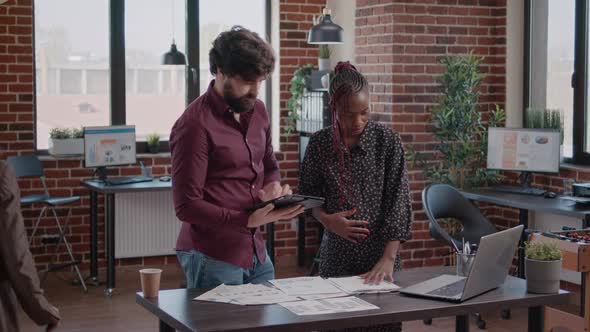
[285,64,314,134]
[406,52,505,237]
[524,241,562,294]
[525,107,564,159]
[146,133,160,154]
[318,45,331,71]
[48,127,84,156]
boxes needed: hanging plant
[284,64,314,134]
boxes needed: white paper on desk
[194,283,300,305]
[298,292,349,300]
[279,296,379,316]
[559,196,590,204]
[194,287,236,304]
[327,276,401,294]
[269,277,343,296]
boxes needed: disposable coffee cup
[139,268,162,298]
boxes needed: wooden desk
[462,188,590,317]
[136,266,573,332]
[81,179,276,295]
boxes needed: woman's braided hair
[328,61,369,206]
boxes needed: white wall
[326,0,356,67]
[506,0,524,127]
[271,0,280,150]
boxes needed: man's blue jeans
[176,249,275,289]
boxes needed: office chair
[422,183,510,329]
[7,155,87,292]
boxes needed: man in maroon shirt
[170,26,304,288]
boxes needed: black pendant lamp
[307,7,344,44]
[162,1,186,65]
[162,40,186,65]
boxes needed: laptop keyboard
[427,279,466,297]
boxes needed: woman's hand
[322,209,370,244]
[360,257,395,285]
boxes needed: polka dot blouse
[299,120,413,277]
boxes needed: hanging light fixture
[162,0,186,65]
[307,7,344,44]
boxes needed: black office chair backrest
[7,155,45,178]
[422,184,497,250]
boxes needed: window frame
[524,0,590,165]
[33,0,273,154]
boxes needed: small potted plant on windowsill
[318,45,331,71]
[48,127,84,156]
[525,241,562,294]
[146,133,160,154]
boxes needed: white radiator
[113,191,181,259]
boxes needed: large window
[34,0,110,150]
[34,0,271,152]
[526,0,590,164]
[199,0,268,102]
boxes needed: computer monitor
[487,127,560,186]
[84,125,136,180]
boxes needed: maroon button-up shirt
[170,81,280,269]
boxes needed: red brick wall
[355,0,509,268]
[0,0,325,269]
[275,0,326,259]
[3,0,580,272]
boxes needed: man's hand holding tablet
[246,182,324,228]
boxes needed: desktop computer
[486,127,560,195]
[83,125,153,185]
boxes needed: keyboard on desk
[488,185,546,196]
[104,176,153,186]
[427,279,466,297]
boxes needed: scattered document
[327,276,400,294]
[279,296,379,316]
[269,277,343,296]
[298,292,350,300]
[560,196,590,204]
[194,283,299,305]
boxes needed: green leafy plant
[285,64,314,134]
[49,128,72,139]
[71,127,84,139]
[406,52,506,190]
[146,133,160,146]
[318,45,331,59]
[525,241,562,261]
[50,127,84,139]
[525,108,563,143]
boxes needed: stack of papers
[193,275,398,312]
[278,296,379,316]
[328,276,400,294]
[269,276,348,300]
[194,283,299,305]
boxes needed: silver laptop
[400,225,523,303]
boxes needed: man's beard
[223,81,257,113]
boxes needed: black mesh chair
[7,155,87,292]
[422,183,510,329]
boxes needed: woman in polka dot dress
[299,62,412,332]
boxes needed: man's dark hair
[209,26,275,81]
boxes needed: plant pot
[318,58,330,71]
[321,73,330,89]
[48,138,84,156]
[147,144,160,154]
[525,258,561,294]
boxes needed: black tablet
[248,194,324,212]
